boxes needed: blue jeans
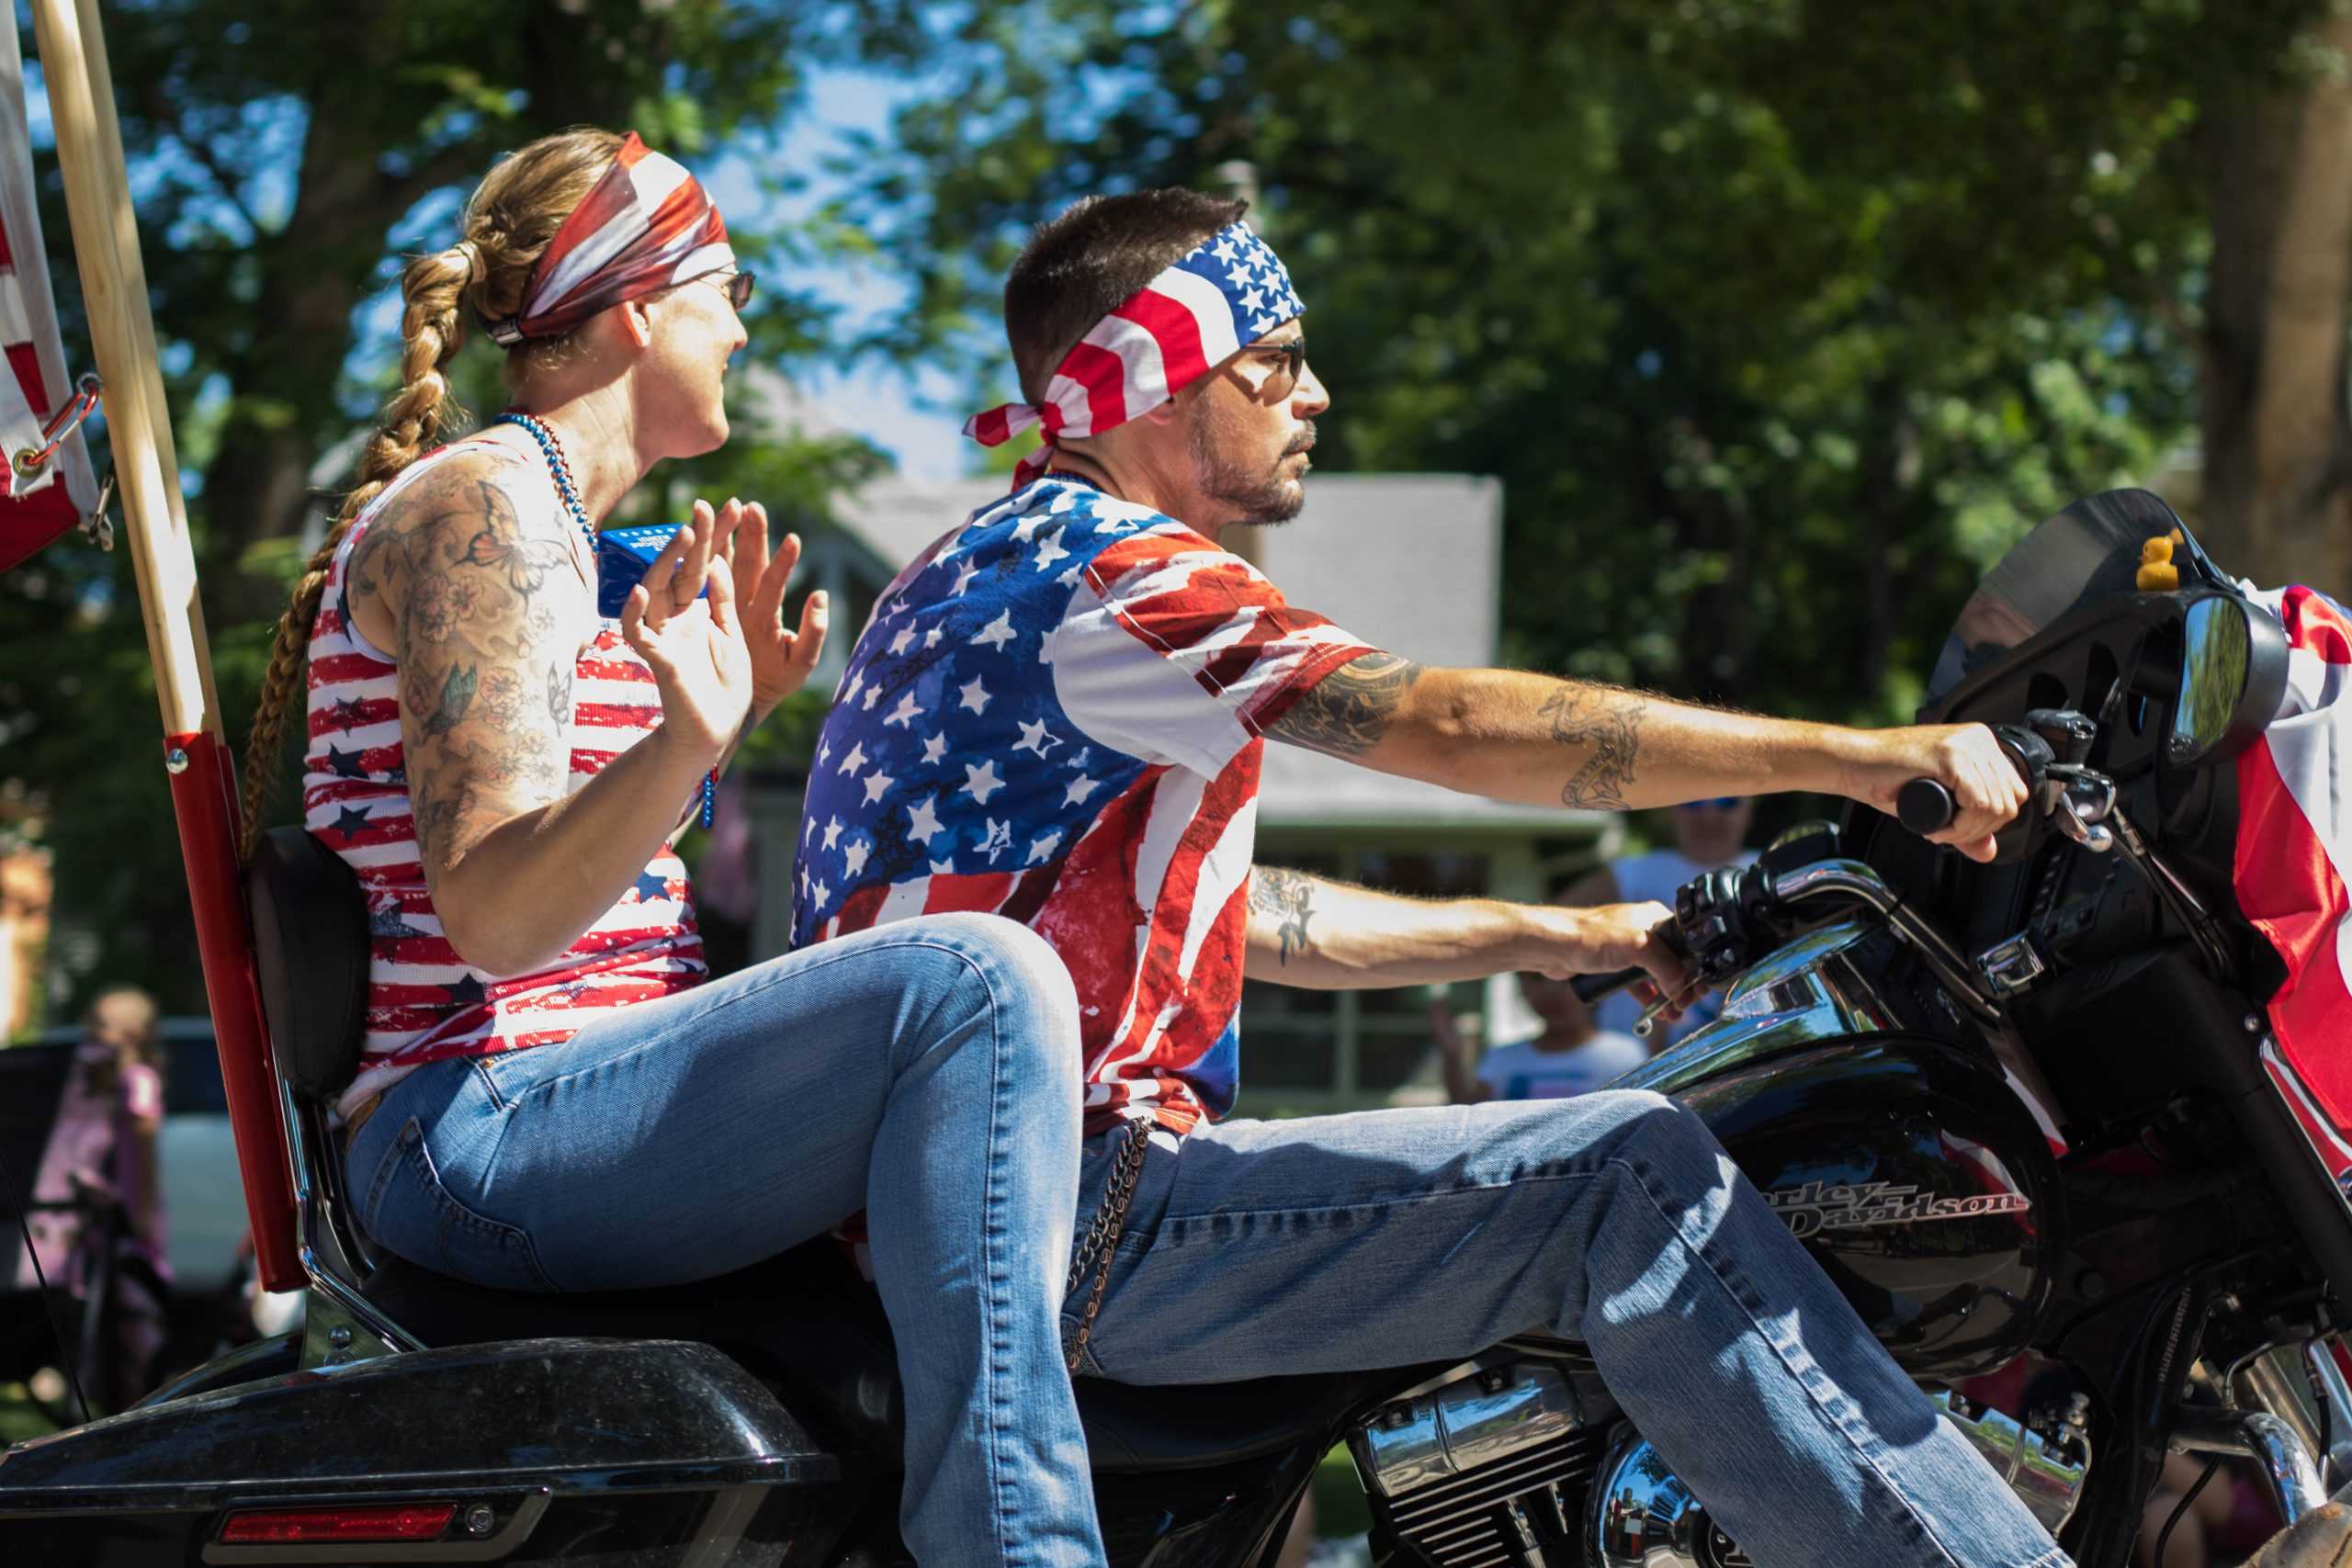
[345,913,1104,1567]
[1063,1093,2071,1568]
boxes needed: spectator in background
[80,987,167,1271]
[25,985,171,1404]
[1561,796,1758,1045]
[1435,968,1648,1104]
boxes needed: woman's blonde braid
[235,246,473,861]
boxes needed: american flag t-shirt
[792,478,1374,1133]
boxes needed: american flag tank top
[301,442,707,1118]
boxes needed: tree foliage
[855,0,2328,723]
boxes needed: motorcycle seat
[363,1246,1424,1472]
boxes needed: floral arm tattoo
[347,466,584,876]
[1263,651,1424,759]
[1536,682,1645,809]
[1249,865,1317,966]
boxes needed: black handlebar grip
[1896,777,1957,835]
[1572,965,1646,1005]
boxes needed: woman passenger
[239,129,1103,1565]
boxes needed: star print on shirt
[843,839,870,877]
[325,744,368,780]
[632,871,669,904]
[330,805,373,841]
[960,759,1004,805]
[822,816,843,850]
[907,796,944,844]
[328,698,370,732]
[1064,775,1100,807]
[862,771,895,806]
[888,626,915,657]
[970,609,1017,650]
[921,733,947,765]
[1026,830,1062,864]
[958,677,992,716]
[837,742,867,776]
[1013,717,1061,759]
[443,974,488,1007]
[951,560,978,597]
[885,694,922,728]
[1033,528,1070,572]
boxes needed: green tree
[852,0,2332,725]
[0,0,894,1014]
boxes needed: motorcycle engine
[1351,1368,2091,1567]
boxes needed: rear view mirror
[2169,594,2289,765]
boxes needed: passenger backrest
[246,826,368,1100]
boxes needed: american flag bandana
[963,220,1305,488]
[480,132,734,348]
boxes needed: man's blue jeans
[1063,1094,2072,1568]
[345,913,1105,1567]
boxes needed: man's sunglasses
[1677,796,1745,812]
[699,268,756,310]
[1242,337,1307,399]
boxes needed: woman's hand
[715,499,830,714]
[620,502,753,767]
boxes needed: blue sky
[703,68,971,481]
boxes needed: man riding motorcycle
[792,187,2070,1568]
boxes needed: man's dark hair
[1005,189,1249,405]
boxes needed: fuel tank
[1623,922,2061,1380]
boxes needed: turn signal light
[220,1502,458,1543]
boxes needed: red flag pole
[27,0,300,1289]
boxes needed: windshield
[1926,488,2229,705]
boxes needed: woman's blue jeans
[344,912,1103,1567]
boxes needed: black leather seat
[247,826,1412,1472]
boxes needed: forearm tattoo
[1250,865,1317,965]
[1537,682,1645,810]
[347,467,579,872]
[1266,651,1423,759]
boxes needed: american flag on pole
[0,14,98,574]
[792,477,1372,1134]
[2238,584,2352,1129]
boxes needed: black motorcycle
[6,487,2347,1567]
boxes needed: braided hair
[237,129,622,860]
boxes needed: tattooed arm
[350,457,727,975]
[1243,864,1684,994]
[1262,652,2029,854]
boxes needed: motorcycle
[5,485,2348,1567]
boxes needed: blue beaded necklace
[493,409,715,831]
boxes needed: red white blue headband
[964,220,1305,486]
[480,132,734,348]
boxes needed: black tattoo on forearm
[1536,682,1645,809]
[1250,865,1317,965]
[1266,651,1423,759]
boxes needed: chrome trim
[1589,1427,1719,1568]
[281,1077,421,1364]
[2172,1409,2330,1527]
[2309,1339,2352,1492]
[1349,1360,1583,1499]
[1623,921,1893,1096]
[1933,1392,2090,1537]
[1771,859,1999,1022]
